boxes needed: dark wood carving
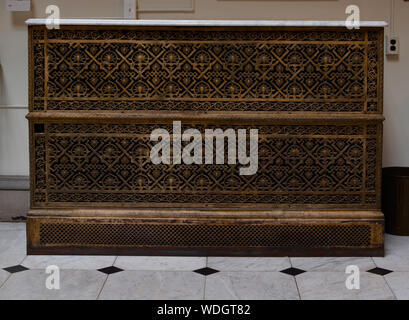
[27,25,385,256]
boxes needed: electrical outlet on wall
[124,0,137,19]
[386,35,400,56]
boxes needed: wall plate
[6,0,30,11]
[386,35,400,55]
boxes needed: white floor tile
[22,255,117,270]
[372,234,409,272]
[297,272,395,300]
[0,230,26,269]
[290,257,376,272]
[0,269,10,287]
[207,257,290,272]
[384,234,409,255]
[373,254,409,272]
[205,272,299,300]
[0,269,105,300]
[114,256,206,271]
[0,222,26,231]
[99,271,205,300]
[385,272,409,300]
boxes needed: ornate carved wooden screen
[27,24,384,256]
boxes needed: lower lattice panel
[27,217,384,256]
[39,223,372,248]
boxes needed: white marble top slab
[25,19,387,28]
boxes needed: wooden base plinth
[27,209,384,257]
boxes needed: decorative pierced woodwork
[30,27,383,113]
[27,24,385,256]
[30,121,381,208]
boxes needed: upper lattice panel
[29,26,383,113]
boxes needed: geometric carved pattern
[46,43,366,100]
[30,27,383,113]
[31,122,380,208]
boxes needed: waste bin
[382,167,409,235]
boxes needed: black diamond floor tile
[97,266,123,275]
[367,267,393,276]
[3,265,29,274]
[280,267,306,276]
[193,267,220,276]
[11,216,27,221]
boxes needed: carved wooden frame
[27,25,385,256]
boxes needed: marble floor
[0,222,408,300]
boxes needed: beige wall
[0,0,408,175]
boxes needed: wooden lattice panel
[30,121,382,209]
[29,26,383,113]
